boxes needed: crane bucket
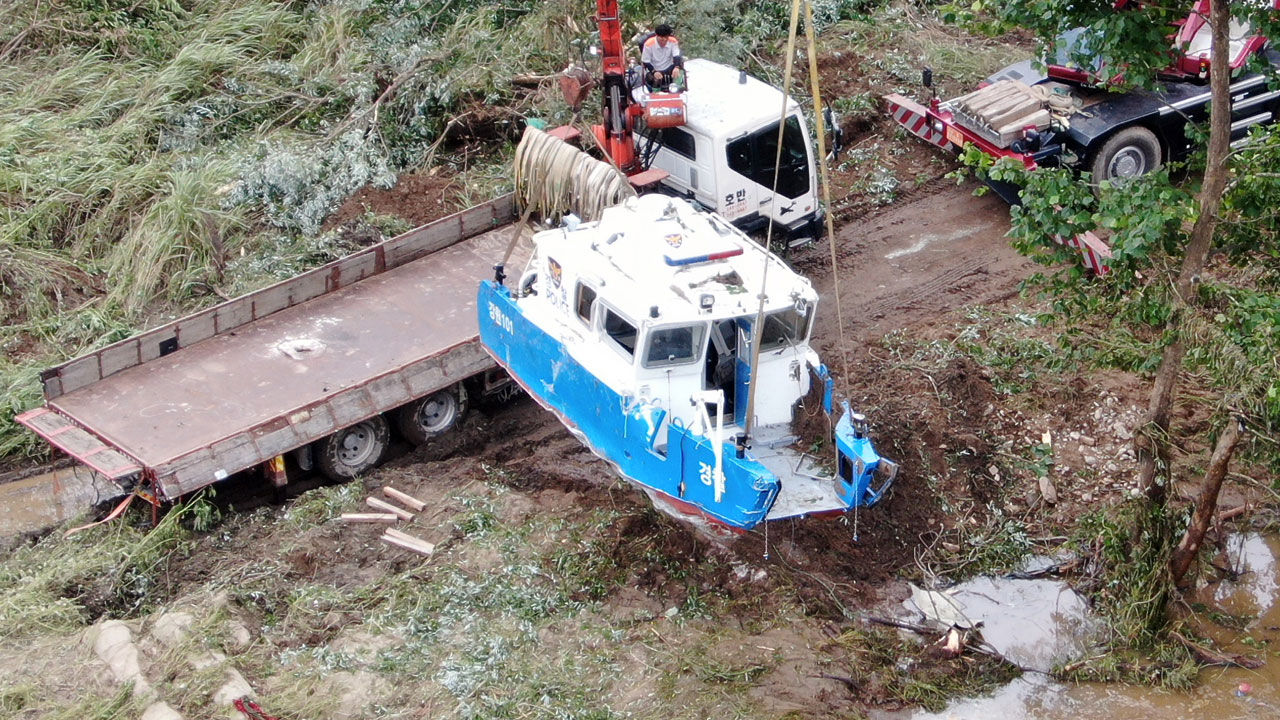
[558,66,595,110]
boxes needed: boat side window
[575,283,597,325]
[601,306,638,359]
[758,307,811,352]
[643,323,707,368]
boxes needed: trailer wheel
[1090,127,1162,186]
[316,416,390,480]
[396,385,468,445]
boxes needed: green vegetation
[939,0,1280,689]
[1,477,773,718]
[829,626,1021,712]
[0,496,214,640]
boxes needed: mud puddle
[0,464,122,540]
[906,535,1280,720]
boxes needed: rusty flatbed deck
[20,196,528,497]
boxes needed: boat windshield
[758,306,810,352]
[643,323,706,368]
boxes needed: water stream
[0,464,119,540]
[905,535,1280,719]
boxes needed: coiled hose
[513,126,635,223]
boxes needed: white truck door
[717,135,758,223]
[650,126,715,208]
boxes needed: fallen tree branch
[1171,631,1264,669]
[1215,503,1249,523]
[326,57,428,141]
[512,72,559,86]
[866,615,934,633]
[816,673,858,691]
[1170,417,1245,585]
[865,616,1048,674]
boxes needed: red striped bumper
[1055,230,1112,276]
[885,93,949,148]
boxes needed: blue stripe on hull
[479,281,779,530]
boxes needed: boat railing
[690,389,726,501]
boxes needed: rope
[803,0,851,385]
[512,125,635,223]
[743,0,805,440]
[233,697,279,720]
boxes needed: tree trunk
[1169,418,1244,586]
[1135,0,1233,501]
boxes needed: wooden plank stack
[947,80,1051,148]
[340,485,435,557]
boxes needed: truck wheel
[396,385,468,445]
[1090,127,1161,186]
[316,416,389,480]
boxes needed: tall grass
[0,503,195,640]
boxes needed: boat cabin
[517,194,819,440]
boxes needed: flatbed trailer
[18,195,526,501]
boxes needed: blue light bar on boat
[663,248,744,266]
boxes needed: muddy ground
[2,178,1173,719]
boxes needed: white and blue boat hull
[479,281,894,531]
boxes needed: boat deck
[751,426,845,520]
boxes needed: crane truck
[563,0,830,243]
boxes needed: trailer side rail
[39,194,517,401]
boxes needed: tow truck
[887,0,1280,204]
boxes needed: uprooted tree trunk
[1134,0,1233,506]
[1169,418,1244,586]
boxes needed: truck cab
[637,59,824,242]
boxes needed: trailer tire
[316,416,390,480]
[1090,127,1162,187]
[396,385,468,445]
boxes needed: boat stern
[834,403,897,507]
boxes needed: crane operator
[641,24,684,89]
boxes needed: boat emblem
[665,233,683,248]
[548,257,562,288]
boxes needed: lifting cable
[743,0,804,444]
[801,0,851,387]
[798,0,859,542]
[747,0,856,554]
[745,0,850,438]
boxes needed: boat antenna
[742,0,801,442]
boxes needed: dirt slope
[801,181,1033,347]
